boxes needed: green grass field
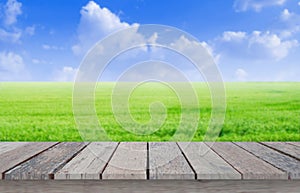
[0,82,299,141]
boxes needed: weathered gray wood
[178,142,241,179]
[1,180,300,192]
[55,142,118,179]
[149,142,195,179]
[0,142,299,181]
[0,142,57,179]
[4,142,86,180]
[261,142,300,160]
[207,142,287,179]
[102,142,147,179]
[235,142,300,179]
[287,142,300,147]
[0,142,28,154]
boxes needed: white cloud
[170,35,201,52]
[200,41,221,64]
[148,32,158,44]
[0,51,23,72]
[31,58,49,65]
[233,0,286,12]
[216,30,298,61]
[221,31,246,42]
[281,9,292,21]
[170,35,214,69]
[279,9,300,38]
[25,26,35,36]
[53,66,78,81]
[0,28,21,43]
[170,35,219,64]
[249,31,298,60]
[0,0,36,43]
[235,68,248,81]
[72,1,138,55]
[298,1,300,6]
[4,0,22,26]
[0,51,29,80]
[42,44,64,51]
[0,0,27,43]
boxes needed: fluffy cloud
[221,31,246,42]
[282,8,300,23]
[72,1,224,83]
[0,51,29,80]
[217,30,298,61]
[0,28,21,43]
[3,0,22,26]
[200,41,220,64]
[233,0,286,12]
[249,31,298,60]
[281,9,292,21]
[1,0,22,42]
[170,35,218,63]
[0,0,36,43]
[53,66,78,81]
[72,1,138,55]
[279,9,300,38]
[0,51,24,72]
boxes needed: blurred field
[0,82,299,141]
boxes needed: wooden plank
[149,142,195,179]
[235,142,300,179]
[178,142,241,179]
[0,180,300,192]
[0,142,57,179]
[287,142,300,147]
[0,142,28,154]
[55,142,118,179]
[102,142,147,179]
[4,142,86,180]
[206,142,287,179]
[261,142,300,160]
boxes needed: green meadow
[0,82,299,141]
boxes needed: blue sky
[0,0,299,81]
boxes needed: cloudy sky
[0,0,299,81]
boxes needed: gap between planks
[1,142,59,180]
[1,142,299,180]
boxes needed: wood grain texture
[149,142,195,180]
[287,142,300,147]
[0,142,57,179]
[207,142,287,179]
[102,142,147,179]
[178,142,241,179]
[0,142,299,181]
[55,142,118,179]
[235,142,300,179]
[0,180,300,192]
[4,142,86,180]
[0,142,28,154]
[261,142,300,160]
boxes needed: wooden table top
[0,142,299,180]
